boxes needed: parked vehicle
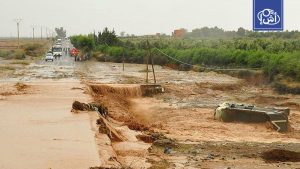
[45,53,54,62]
[70,48,79,57]
[52,45,62,57]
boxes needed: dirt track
[1,56,300,168]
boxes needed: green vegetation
[70,27,300,82]
[55,27,67,39]
[184,27,300,39]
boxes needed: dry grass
[195,82,242,91]
[0,39,51,59]
[10,60,30,65]
[0,65,15,71]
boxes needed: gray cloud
[0,0,299,37]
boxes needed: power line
[119,40,194,66]
[154,47,194,67]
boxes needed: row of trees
[184,27,300,39]
[70,28,300,81]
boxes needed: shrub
[0,50,8,58]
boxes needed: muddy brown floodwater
[0,55,100,169]
[1,56,300,169]
[0,81,100,169]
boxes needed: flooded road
[0,82,100,169]
[0,42,100,169]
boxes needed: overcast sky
[0,0,299,37]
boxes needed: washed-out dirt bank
[85,82,300,168]
[67,60,300,168]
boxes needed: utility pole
[14,19,22,49]
[33,27,35,39]
[31,26,35,39]
[41,27,43,39]
[122,48,125,71]
[150,51,156,84]
[145,44,149,83]
[146,40,156,84]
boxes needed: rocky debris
[72,101,108,117]
[262,149,300,162]
[72,101,91,111]
[151,133,177,148]
[97,117,128,142]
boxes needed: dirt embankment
[84,80,300,168]
[70,62,300,168]
[83,84,154,168]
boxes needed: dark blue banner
[253,0,283,31]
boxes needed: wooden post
[122,48,125,71]
[146,39,156,84]
[150,52,156,84]
[145,52,149,83]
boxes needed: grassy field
[0,38,52,60]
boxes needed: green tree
[55,27,67,38]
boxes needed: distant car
[45,53,54,62]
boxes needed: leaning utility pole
[14,19,22,49]
[145,43,149,83]
[150,50,156,84]
[146,40,156,84]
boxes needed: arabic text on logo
[257,9,280,26]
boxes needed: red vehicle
[70,48,79,57]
